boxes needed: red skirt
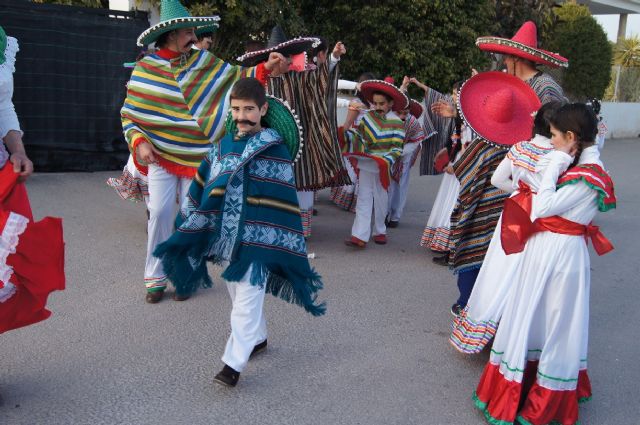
[0,165,65,334]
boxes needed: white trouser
[222,265,268,373]
[387,163,411,222]
[351,167,387,242]
[297,191,315,210]
[144,163,192,291]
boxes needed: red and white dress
[474,146,616,425]
[450,135,553,353]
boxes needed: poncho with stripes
[121,48,266,178]
[448,139,509,273]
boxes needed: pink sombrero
[457,71,541,147]
[476,21,568,68]
[359,80,409,112]
[409,99,423,118]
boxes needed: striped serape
[419,89,454,176]
[121,48,264,177]
[340,111,404,190]
[267,60,350,190]
[449,139,509,273]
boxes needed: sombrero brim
[458,71,541,147]
[195,24,218,37]
[359,80,409,112]
[236,37,320,66]
[477,36,568,68]
[137,16,220,47]
[225,96,303,162]
[409,99,423,118]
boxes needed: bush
[546,3,612,100]
[298,0,496,95]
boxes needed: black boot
[214,364,240,387]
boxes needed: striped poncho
[392,114,426,181]
[121,48,265,177]
[449,139,509,273]
[339,111,405,190]
[153,129,325,316]
[267,60,350,190]
[526,71,565,105]
[419,89,454,176]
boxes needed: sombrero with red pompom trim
[476,21,568,68]
[359,80,409,113]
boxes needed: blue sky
[594,14,640,41]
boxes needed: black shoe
[145,290,164,304]
[451,303,463,317]
[213,364,240,387]
[172,292,191,301]
[432,253,449,266]
[249,340,267,358]
[312,208,318,216]
[387,220,399,228]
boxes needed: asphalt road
[1,139,638,425]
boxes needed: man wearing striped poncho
[122,14,287,303]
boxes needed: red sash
[501,188,613,256]
[501,182,535,254]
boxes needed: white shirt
[0,36,21,167]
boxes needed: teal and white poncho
[154,128,325,316]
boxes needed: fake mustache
[235,119,257,127]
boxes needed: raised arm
[533,150,594,218]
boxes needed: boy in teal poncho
[154,78,325,387]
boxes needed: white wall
[601,102,640,139]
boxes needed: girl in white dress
[473,103,616,425]
[450,102,560,352]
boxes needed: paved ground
[1,139,638,424]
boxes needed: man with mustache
[154,78,325,387]
[341,80,407,248]
[122,0,288,304]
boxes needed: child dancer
[450,101,560,352]
[154,78,325,387]
[473,103,616,425]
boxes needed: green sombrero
[225,95,304,162]
[195,24,218,37]
[0,26,6,65]
[137,0,219,47]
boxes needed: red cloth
[500,182,534,254]
[476,361,591,425]
[501,181,613,256]
[0,165,65,334]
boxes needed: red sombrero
[359,80,409,112]
[409,99,423,118]
[457,71,541,147]
[476,21,568,68]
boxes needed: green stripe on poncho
[154,129,325,316]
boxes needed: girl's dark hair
[586,98,601,115]
[357,71,377,83]
[550,103,598,168]
[532,101,563,139]
[230,77,267,107]
[452,80,463,92]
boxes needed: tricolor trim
[557,163,616,212]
